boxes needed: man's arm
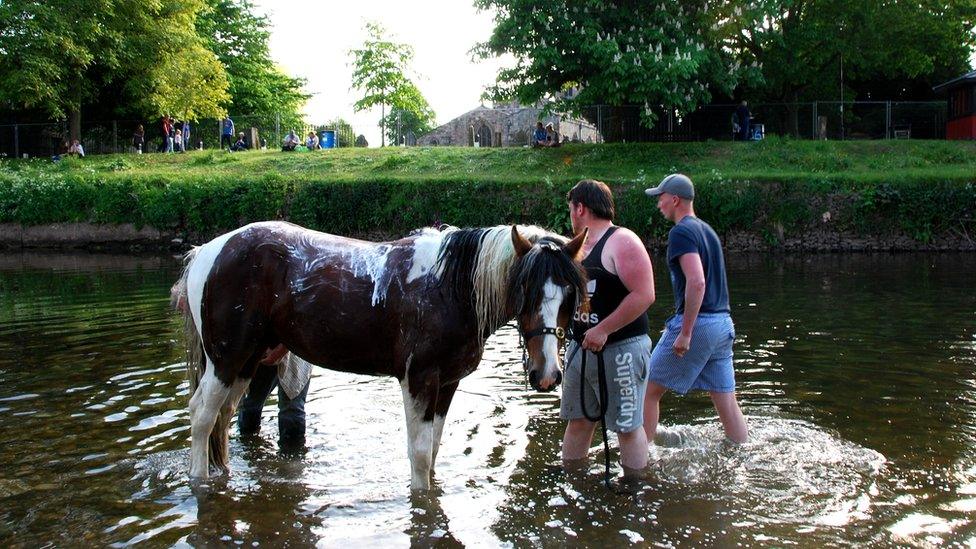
[674,252,706,357]
[581,230,655,352]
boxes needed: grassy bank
[1,138,975,249]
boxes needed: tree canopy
[0,0,230,134]
[380,82,436,145]
[722,0,976,104]
[349,23,435,146]
[196,0,308,123]
[475,0,976,130]
[474,0,755,123]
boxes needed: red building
[934,70,976,140]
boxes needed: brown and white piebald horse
[173,221,588,489]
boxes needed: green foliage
[473,0,754,125]
[721,0,976,104]
[1,141,975,248]
[0,0,230,122]
[381,83,437,145]
[196,0,308,120]
[349,23,433,146]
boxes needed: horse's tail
[172,246,204,398]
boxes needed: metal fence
[0,101,950,157]
[578,101,946,142]
[0,114,317,159]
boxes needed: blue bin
[320,130,337,149]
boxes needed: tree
[380,82,436,145]
[473,0,757,126]
[0,0,230,139]
[349,22,432,146]
[196,0,308,124]
[717,0,976,133]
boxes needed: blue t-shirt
[222,118,234,135]
[533,128,546,141]
[667,216,730,315]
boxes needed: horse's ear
[563,227,588,260]
[512,225,533,257]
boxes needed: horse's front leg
[400,373,440,490]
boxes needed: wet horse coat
[176,221,587,489]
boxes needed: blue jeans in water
[237,365,310,446]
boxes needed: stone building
[416,103,602,147]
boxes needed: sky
[251,0,512,147]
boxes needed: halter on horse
[173,221,588,489]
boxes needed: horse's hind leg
[189,359,232,479]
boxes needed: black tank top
[572,226,649,344]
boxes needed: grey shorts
[560,335,652,433]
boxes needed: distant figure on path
[132,124,145,153]
[735,101,751,141]
[221,116,235,150]
[643,174,748,445]
[181,120,191,151]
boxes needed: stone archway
[476,124,492,147]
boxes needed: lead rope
[579,347,612,489]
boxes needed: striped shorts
[648,313,736,394]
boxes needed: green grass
[6,137,975,185]
[1,138,975,248]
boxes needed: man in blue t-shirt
[643,173,748,444]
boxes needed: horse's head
[509,226,588,392]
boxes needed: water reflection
[0,252,975,545]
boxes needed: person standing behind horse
[561,179,656,475]
[642,174,748,444]
[237,349,313,448]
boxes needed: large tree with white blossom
[473,0,756,126]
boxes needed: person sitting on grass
[532,122,547,147]
[230,132,248,152]
[545,123,560,147]
[306,131,319,150]
[282,130,300,151]
[68,139,85,158]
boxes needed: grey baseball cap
[645,173,695,200]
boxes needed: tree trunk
[69,109,81,143]
[381,103,385,147]
[788,90,800,137]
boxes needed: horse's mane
[434,225,584,339]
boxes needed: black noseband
[522,326,567,342]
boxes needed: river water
[0,252,974,547]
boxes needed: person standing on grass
[221,116,235,150]
[643,174,748,445]
[735,101,751,141]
